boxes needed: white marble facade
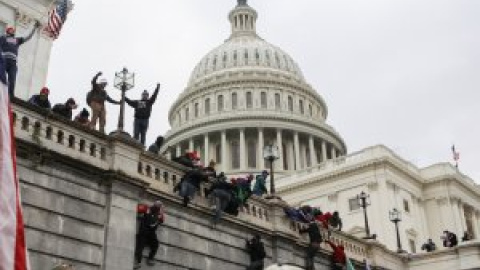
[162,2,346,175]
[0,0,54,99]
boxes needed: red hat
[6,27,15,34]
[40,87,49,95]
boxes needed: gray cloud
[47,0,480,181]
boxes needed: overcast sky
[47,0,480,182]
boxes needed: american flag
[452,145,460,168]
[45,0,73,39]
[0,49,29,269]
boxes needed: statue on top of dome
[237,0,247,6]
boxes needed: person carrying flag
[0,21,40,97]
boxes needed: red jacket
[315,212,332,229]
[327,240,346,264]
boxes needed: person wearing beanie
[74,108,91,126]
[86,72,120,133]
[125,84,160,145]
[52,98,78,120]
[0,21,40,97]
[28,87,52,109]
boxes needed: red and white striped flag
[44,0,74,40]
[452,145,460,168]
[0,52,29,269]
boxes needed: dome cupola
[229,0,258,39]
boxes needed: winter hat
[40,87,49,95]
[98,77,108,85]
[261,170,269,175]
[6,27,15,35]
[142,90,149,97]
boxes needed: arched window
[288,96,293,112]
[231,141,240,169]
[246,92,253,108]
[217,95,224,112]
[247,141,256,168]
[299,100,304,114]
[309,104,313,117]
[205,98,211,115]
[275,93,281,110]
[244,49,249,65]
[195,103,199,118]
[265,50,271,66]
[185,108,189,121]
[232,92,238,109]
[260,92,267,109]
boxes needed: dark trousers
[306,243,320,270]
[133,118,149,145]
[5,60,17,98]
[135,233,159,263]
[246,260,264,270]
[180,181,197,205]
[210,189,232,223]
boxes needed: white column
[308,136,316,166]
[452,199,464,233]
[458,202,467,233]
[258,128,264,169]
[189,138,194,151]
[204,133,210,165]
[331,146,337,159]
[473,211,480,239]
[294,132,301,170]
[239,129,246,170]
[321,140,327,162]
[276,129,284,170]
[176,144,181,157]
[221,131,227,172]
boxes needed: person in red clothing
[326,240,346,270]
[315,212,333,230]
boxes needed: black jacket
[52,103,73,120]
[29,95,51,109]
[138,212,162,236]
[125,87,159,119]
[246,239,266,261]
[0,27,36,62]
[300,223,322,243]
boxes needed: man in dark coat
[125,84,160,145]
[147,136,164,154]
[209,176,234,224]
[246,235,266,270]
[28,87,51,109]
[134,201,164,269]
[52,98,78,120]
[86,72,119,133]
[299,221,322,270]
[0,22,39,97]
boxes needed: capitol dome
[163,0,346,176]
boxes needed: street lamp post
[357,191,374,239]
[111,67,135,138]
[389,208,404,253]
[263,144,279,198]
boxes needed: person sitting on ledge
[28,87,51,109]
[421,238,436,252]
[74,108,90,126]
[52,98,78,120]
[147,136,164,155]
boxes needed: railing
[12,99,383,267]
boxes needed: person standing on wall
[86,72,120,133]
[125,84,160,145]
[0,21,40,97]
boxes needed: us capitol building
[162,0,480,256]
[6,0,480,269]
